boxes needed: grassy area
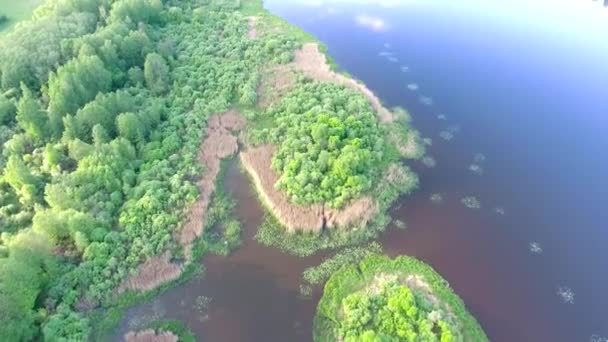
[0,0,44,32]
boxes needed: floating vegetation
[378,51,393,57]
[446,124,461,133]
[194,295,212,322]
[430,193,444,204]
[439,130,454,141]
[387,56,398,63]
[590,335,608,342]
[422,137,433,146]
[422,156,437,168]
[400,66,410,72]
[529,242,543,254]
[461,196,481,209]
[406,83,419,91]
[494,207,506,215]
[299,284,313,298]
[468,164,483,175]
[474,153,486,163]
[301,242,383,286]
[437,114,447,120]
[557,286,575,304]
[393,219,407,230]
[419,96,434,106]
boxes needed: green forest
[314,255,488,342]
[0,0,297,340]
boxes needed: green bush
[257,82,388,209]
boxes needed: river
[117,1,608,341]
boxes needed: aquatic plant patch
[422,156,437,168]
[430,193,444,204]
[440,130,455,141]
[393,219,407,230]
[557,286,575,304]
[469,163,483,175]
[529,242,543,254]
[301,242,383,286]
[461,196,481,209]
[419,96,434,106]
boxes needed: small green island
[0,0,486,341]
[314,255,488,342]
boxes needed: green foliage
[42,305,91,342]
[203,161,242,256]
[109,0,164,25]
[16,84,49,141]
[143,53,170,95]
[302,242,382,286]
[258,82,387,208]
[339,283,457,341]
[0,10,98,89]
[255,211,389,257]
[314,256,488,342]
[146,320,196,342]
[47,54,112,135]
[0,0,384,340]
[0,94,16,124]
[0,231,56,341]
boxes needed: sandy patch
[124,329,178,342]
[259,43,395,123]
[120,111,244,292]
[247,16,259,39]
[240,144,377,232]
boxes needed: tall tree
[16,84,48,142]
[144,53,170,95]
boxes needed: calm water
[118,1,608,341]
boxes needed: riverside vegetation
[0,0,485,341]
[0,0,296,339]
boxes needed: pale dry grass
[118,252,182,293]
[240,144,377,232]
[259,43,395,123]
[124,329,178,342]
[120,111,243,292]
[241,145,324,232]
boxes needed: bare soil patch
[124,329,178,342]
[240,144,377,232]
[119,111,244,292]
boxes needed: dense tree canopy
[257,82,388,208]
[0,0,299,340]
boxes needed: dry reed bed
[240,144,377,232]
[119,111,244,292]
